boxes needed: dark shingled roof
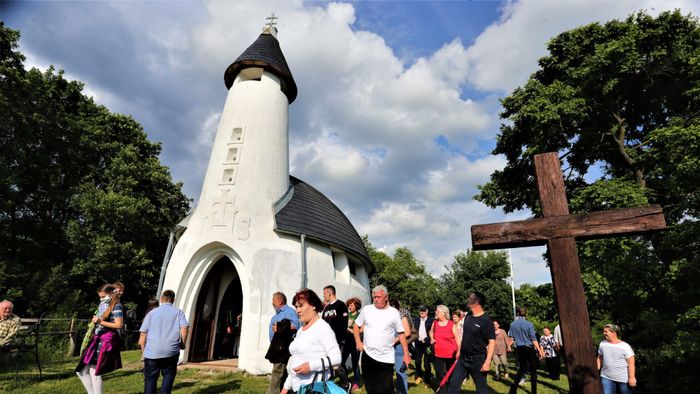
[275,176,373,271]
[224,32,298,104]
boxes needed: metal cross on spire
[266,12,278,29]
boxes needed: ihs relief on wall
[204,190,251,240]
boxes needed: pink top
[433,320,457,358]
[495,328,509,355]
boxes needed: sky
[4,0,699,287]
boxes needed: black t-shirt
[322,300,349,346]
[460,313,496,357]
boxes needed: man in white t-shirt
[354,285,411,394]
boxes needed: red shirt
[433,320,457,358]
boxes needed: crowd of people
[265,286,637,394]
[0,282,637,394]
[265,286,497,394]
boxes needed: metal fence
[25,317,143,358]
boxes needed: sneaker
[519,378,526,386]
[351,384,361,392]
[415,377,423,384]
[505,373,510,379]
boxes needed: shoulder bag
[298,356,348,394]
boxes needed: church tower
[161,18,372,374]
[200,20,297,240]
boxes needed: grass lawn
[0,350,569,393]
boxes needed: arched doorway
[188,256,243,362]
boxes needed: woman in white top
[597,324,636,394]
[281,288,341,394]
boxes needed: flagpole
[509,249,516,319]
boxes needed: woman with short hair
[492,319,510,379]
[343,297,363,391]
[597,324,636,394]
[539,326,560,380]
[430,304,459,388]
[281,288,341,394]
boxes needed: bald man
[0,300,21,349]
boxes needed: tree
[0,23,190,317]
[475,11,700,393]
[514,283,557,330]
[363,237,440,311]
[439,250,512,323]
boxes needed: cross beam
[471,152,666,394]
[266,12,278,29]
[472,205,665,250]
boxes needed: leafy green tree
[363,237,439,311]
[0,23,190,317]
[514,283,558,331]
[475,11,700,392]
[439,250,512,323]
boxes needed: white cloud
[290,132,376,181]
[199,112,221,147]
[510,246,549,287]
[422,154,508,203]
[361,202,430,238]
[361,200,498,272]
[350,0,700,284]
[465,0,700,93]
[185,0,700,286]
[21,49,127,112]
[15,0,699,287]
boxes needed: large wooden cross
[471,152,666,394]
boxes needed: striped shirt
[598,340,634,382]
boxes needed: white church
[158,22,374,374]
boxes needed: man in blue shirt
[267,291,299,394]
[508,307,545,394]
[269,291,299,340]
[139,290,189,394]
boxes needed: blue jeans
[394,345,408,394]
[446,354,489,394]
[144,354,179,394]
[601,376,632,394]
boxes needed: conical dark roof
[224,31,298,104]
[274,176,373,271]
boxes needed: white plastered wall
[161,64,372,375]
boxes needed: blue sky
[4,0,697,287]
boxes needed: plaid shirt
[95,303,123,335]
[0,314,21,347]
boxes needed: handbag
[298,356,348,394]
